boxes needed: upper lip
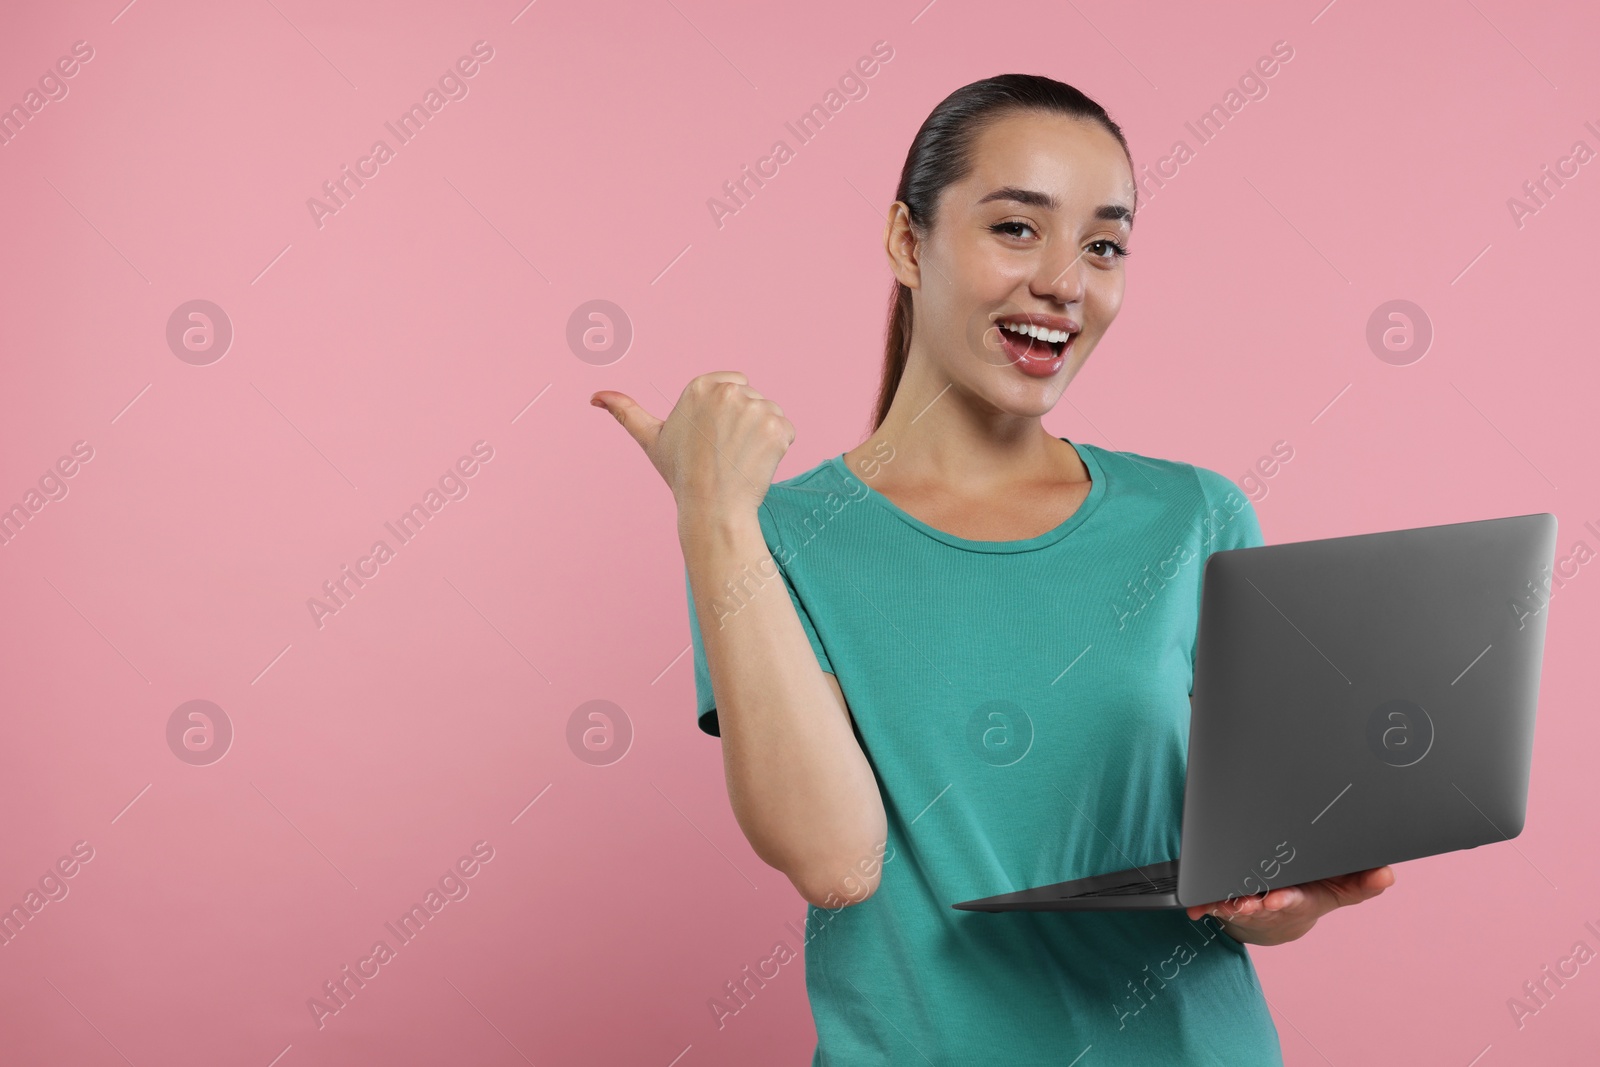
[994,313,1080,335]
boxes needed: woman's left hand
[1183,866,1396,946]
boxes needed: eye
[990,220,1037,240]
[1089,239,1132,262]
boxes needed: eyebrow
[976,186,1134,228]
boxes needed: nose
[1034,241,1087,306]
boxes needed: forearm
[680,508,886,903]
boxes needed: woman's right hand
[590,371,795,524]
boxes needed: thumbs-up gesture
[591,372,796,526]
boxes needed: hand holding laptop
[947,511,1548,915]
[953,512,1555,916]
[1183,865,1396,946]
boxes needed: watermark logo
[307,42,495,230]
[1365,299,1432,366]
[707,840,894,1029]
[1239,439,1293,502]
[0,439,94,549]
[307,840,495,1029]
[705,41,894,231]
[166,300,233,366]
[704,440,895,630]
[1506,918,1600,1030]
[1109,488,1246,632]
[0,40,95,150]
[566,299,632,366]
[1114,840,1295,1029]
[166,699,233,766]
[1506,125,1600,231]
[0,841,95,949]
[966,699,1033,767]
[1365,698,1433,767]
[1506,535,1600,630]
[1132,40,1295,207]
[307,441,495,630]
[567,699,632,766]
[963,301,1035,369]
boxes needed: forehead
[956,110,1135,217]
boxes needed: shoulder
[1078,441,1228,505]
[1080,442,1260,539]
[770,451,845,495]
[751,451,864,546]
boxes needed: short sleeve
[1189,467,1266,690]
[685,556,834,738]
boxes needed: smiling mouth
[1021,335,1065,358]
[995,320,1072,362]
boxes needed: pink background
[1,0,1596,1063]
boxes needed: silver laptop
[953,512,1558,913]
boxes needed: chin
[1007,362,1081,404]
[985,383,1063,419]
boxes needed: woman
[593,74,1394,1065]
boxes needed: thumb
[591,390,663,452]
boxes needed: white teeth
[1000,321,1070,344]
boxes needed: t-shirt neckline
[825,438,1107,554]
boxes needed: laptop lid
[1174,512,1557,909]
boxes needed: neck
[853,353,1078,492]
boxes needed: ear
[883,201,923,291]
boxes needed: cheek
[1091,277,1125,323]
[946,234,1022,292]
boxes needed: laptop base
[953,859,1185,912]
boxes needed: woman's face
[896,109,1136,418]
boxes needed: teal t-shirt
[687,439,1282,1065]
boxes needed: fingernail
[591,397,606,409]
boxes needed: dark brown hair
[872,74,1134,432]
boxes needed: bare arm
[594,372,887,908]
[680,508,887,907]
